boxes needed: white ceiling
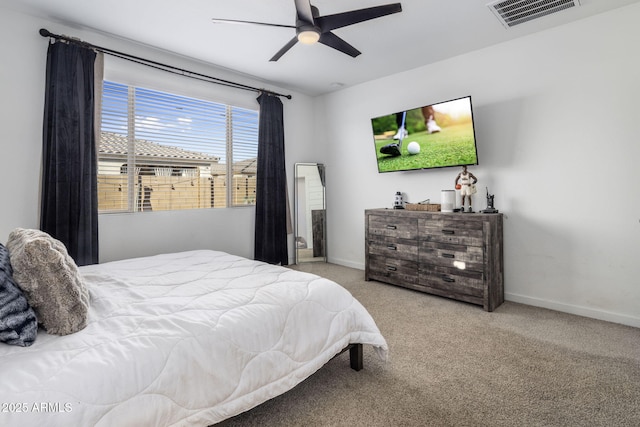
[5,0,640,96]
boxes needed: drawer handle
[386,265,397,272]
[387,245,397,251]
[442,229,455,235]
[442,253,455,259]
[442,276,455,283]
[386,224,397,230]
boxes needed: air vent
[487,0,581,28]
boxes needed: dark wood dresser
[365,209,504,311]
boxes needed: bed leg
[349,343,363,371]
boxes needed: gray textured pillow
[6,229,89,335]
[0,243,38,346]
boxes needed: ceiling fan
[212,0,402,61]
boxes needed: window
[98,81,259,213]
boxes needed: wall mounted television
[370,95,479,173]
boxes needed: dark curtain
[254,93,288,265]
[41,41,99,266]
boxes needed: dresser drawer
[367,254,418,286]
[368,236,418,262]
[368,214,418,240]
[419,264,484,300]
[419,219,484,246]
[419,241,484,271]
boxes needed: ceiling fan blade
[316,3,402,32]
[269,37,299,62]
[318,32,361,58]
[211,18,295,29]
[294,0,315,23]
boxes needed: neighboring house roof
[100,132,256,175]
[100,132,220,166]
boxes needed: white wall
[0,7,314,263]
[316,4,640,327]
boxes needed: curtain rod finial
[39,28,52,37]
[260,89,292,100]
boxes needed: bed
[0,231,388,426]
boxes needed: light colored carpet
[217,263,640,427]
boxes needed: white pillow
[6,228,89,335]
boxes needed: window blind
[98,81,259,213]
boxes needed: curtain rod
[39,28,292,100]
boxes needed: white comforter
[0,250,387,426]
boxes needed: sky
[101,80,259,164]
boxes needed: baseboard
[327,257,365,271]
[505,292,640,329]
[319,259,639,329]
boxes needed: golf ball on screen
[407,141,420,155]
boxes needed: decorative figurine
[481,187,499,213]
[393,191,405,209]
[454,165,477,213]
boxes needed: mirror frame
[294,163,326,264]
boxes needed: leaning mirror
[294,163,326,263]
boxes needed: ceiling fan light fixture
[297,28,320,44]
